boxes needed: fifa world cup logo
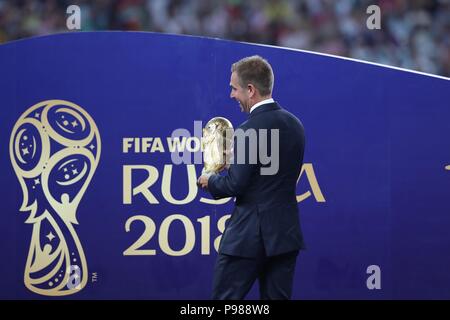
[9,100,101,296]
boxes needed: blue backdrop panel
[0,32,449,299]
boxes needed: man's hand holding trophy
[197,117,234,189]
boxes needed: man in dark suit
[197,55,305,300]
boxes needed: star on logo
[22,147,29,155]
[72,169,78,175]
[89,144,95,150]
[46,232,55,241]
[34,178,40,185]
[72,120,78,127]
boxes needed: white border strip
[1,32,449,81]
[249,42,450,81]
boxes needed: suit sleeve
[208,133,256,199]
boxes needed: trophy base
[201,168,215,176]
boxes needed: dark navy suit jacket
[208,102,306,258]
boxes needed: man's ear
[247,84,256,98]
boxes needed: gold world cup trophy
[201,117,234,175]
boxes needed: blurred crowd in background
[0,0,449,77]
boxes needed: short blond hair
[231,55,274,96]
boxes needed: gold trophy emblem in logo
[9,100,101,296]
[202,117,234,175]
